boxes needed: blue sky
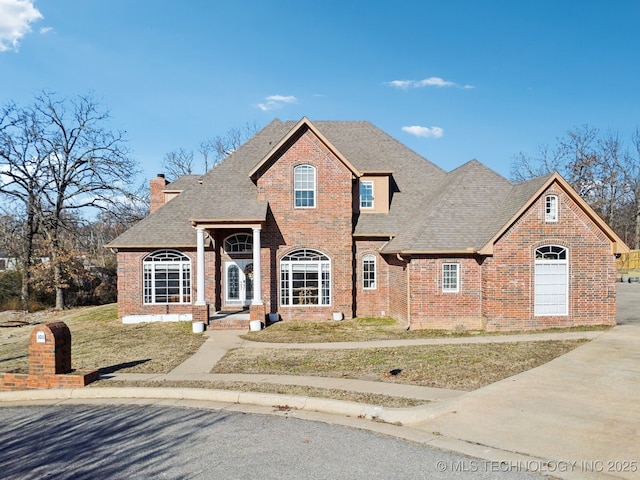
[2,0,640,182]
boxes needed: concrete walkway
[103,326,604,401]
[1,283,638,479]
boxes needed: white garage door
[534,245,568,316]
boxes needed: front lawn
[242,316,608,343]
[0,304,206,375]
[211,339,587,391]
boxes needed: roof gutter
[105,243,197,250]
[383,247,480,256]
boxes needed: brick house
[107,118,629,331]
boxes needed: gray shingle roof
[107,118,549,252]
[380,161,553,253]
[314,121,448,238]
[107,120,288,248]
[164,175,201,191]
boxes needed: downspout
[406,257,411,330]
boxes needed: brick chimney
[150,174,168,214]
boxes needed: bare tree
[0,91,141,309]
[593,132,627,227]
[510,125,640,248]
[0,101,48,308]
[163,122,259,181]
[623,130,640,248]
[162,148,195,180]
[510,144,562,182]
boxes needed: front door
[225,260,253,307]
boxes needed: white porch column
[252,226,263,305]
[196,227,206,305]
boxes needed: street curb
[0,387,442,425]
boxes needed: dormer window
[545,195,558,222]
[360,180,374,209]
[294,165,316,208]
[357,173,391,214]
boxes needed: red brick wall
[149,174,168,213]
[355,239,390,318]
[116,248,216,320]
[0,371,99,390]
[258,128,354,320]
[408,256,484,330]
[483,184,617,331]
[387,254,409,327]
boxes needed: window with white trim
[280,249,330,305]
[442,263,459,292]
[294,165,316,208]
[363,254,376,289]
[224,233,253,253]
[545,195,558,222]
[535,245,568,316]
[360,180,374,209]
[143,250,191,304]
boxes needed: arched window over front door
[280,249,330,306]
[143,250,191,304]
[534,245,568,316]
[224,233,253,254]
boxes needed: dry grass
[93,379,426,408]
[243,317,610,343]
[211,340,587,391]
[0,304,206,375]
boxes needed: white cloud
[386,77,473,90]
[257,94,298,111]
[0,0,43,52]
[415,77,455,88]
[402,125,444,139]
[385,80,414,89]
[39,26,53,35]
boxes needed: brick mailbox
[0,321,99,391]
[29,322,73,376]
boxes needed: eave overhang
[190,218,265,229]
[106,243,197,251]
[380,248,479,256]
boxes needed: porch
[193,225,265,330]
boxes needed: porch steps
[208,318,251,330]
[208,310,252,330]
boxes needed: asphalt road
[0,405,544,480]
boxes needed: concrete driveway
[415,283,640,479]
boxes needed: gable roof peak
[449,158,511,180]
[248,116,361,179]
